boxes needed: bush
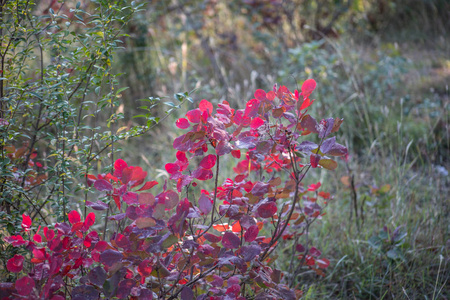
[2,80,347,299]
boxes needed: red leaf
[71,222,83,233]
[138,180,159,191]
[301,79,316,98]
[254,89,266,101]
[33,233,42,243]
[199,154,216,169]
[138,259,153,277]
[309,246,322,257]
[257,202,277,218]
[250,117,264,129]
[192,168,213,181]
[317,258,330,269]
[113,159,128,178]
[84,212,95,228]
[176,118,190,129]
[68,211,81,224]
[231,221,242,233]
[308,182,321,192]
[94,179,113,191]
[299,98,314,110]
[44,227,55,241]
[318,191,330,199]
[231,149,241,159]
[7,254,24,273]
[113,195,121,210]
[244,225,259,242]
[204,233,222,243]
[21,214,32,232]
[266,90,275,101]
[15,275,35,296]
[84,231,99,248]
[310,154,321,168]
[199,99,213,114]
[296,244,305,252]
[158,190,180,210]
[186,108,202,123]
[213,223,229,232]
[122,166,147,187]
[222,232,241,249]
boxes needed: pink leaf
[199,99,213,114]
[7,254,24,273]
[198,193,212,215]
[250,117,264,129]
[301,79,316,98]
[186,108,202,123]
[15,275,35,296]
[244,98,260,118]
[94,179,113,191]
[21,214,32,232]
[257,202,277,218]
[113,159,128,178]
[176,118,190,129]
[226,284,241,297]
[199,154,216,169]
[33,233,42,243]
[222,232,240,249]
[244,225,259,242]
[68,210,81,224]
[4,235,27,247]
[123,191,139,205]
[254,89,266,101]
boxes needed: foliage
[1,80,348,299]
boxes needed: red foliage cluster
[2,80,347,299]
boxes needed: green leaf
[386,248,401,260]
[368,236,381,250]
[161,235,178,249]
[318,159,337,170]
